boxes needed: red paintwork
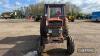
[48,17,63,27]
[48,17,63,21]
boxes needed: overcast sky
[0,0,100,14]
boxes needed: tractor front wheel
[66,36,75,55]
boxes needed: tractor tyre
[40,16,47,52]
[40,17,47,37]
[67,36,75,55]
[37,36,46,56]
[37,45,44,56]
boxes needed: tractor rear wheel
[40,16,47,37]
[40,16,47,55]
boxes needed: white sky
[0,0,100,13]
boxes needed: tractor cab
[44,4,66,42]
[45,4,65,27]
[44,4,65,18]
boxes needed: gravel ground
[0,20,40,56]
[68,20,100,56]
[0,19,99,56]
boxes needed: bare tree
[24,2,80,16]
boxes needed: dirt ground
[0,19,100,56]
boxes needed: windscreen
[50,8,61,18]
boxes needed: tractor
[39,4,75,56]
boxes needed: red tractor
[39,4,75,56]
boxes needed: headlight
[48,29,52,33]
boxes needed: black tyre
[37,46,43,56]
[37,37,44,56]
[67,36,75,55]
[40,17,47,46]
[40,16,47,56]
[37,51,42,56]
[40,16,47,36]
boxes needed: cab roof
[45,4,65,7]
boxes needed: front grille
[52,29,59,33]
[48,29,62,37]
[48,21,62,26]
